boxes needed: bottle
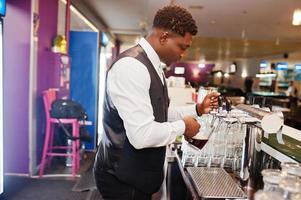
[60,36,67,54]
[66,139,72,167]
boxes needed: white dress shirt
[107,38,198,149]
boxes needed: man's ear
[159,31,169,45]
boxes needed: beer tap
[234,104,284,188]
[225,97,232,113]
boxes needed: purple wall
[36,1,60,165]
[4,0,31,173]
[3,0,61,174]
[165,62,214,85]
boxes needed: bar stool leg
[71,122,77,176]
[76,123,81,169]
[39,121,51,177]
[47,123,54,167]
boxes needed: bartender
[94,4,220,200]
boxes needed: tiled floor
[1,176,88,200]
[1,151,96,200]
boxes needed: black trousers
[94,169,152,200]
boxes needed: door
[69,31,99,150]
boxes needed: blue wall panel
[69,31,99,149]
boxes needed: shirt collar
[138,38,161,72]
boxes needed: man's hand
[183,117,200,138]
[197,92,220,114]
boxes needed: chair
[39,89,80,177]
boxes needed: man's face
[159,32,193,66]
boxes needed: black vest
[94,45,169,194]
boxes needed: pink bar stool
[39,89,80,177]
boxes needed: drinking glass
[209,120,227,167]
[281,162,301,178]
[261,169,282,192]
[187,114,215,151]
[194,115,215,167]
[195,142,211,167]
[279,176,301,199]
[254,190,284,200]
[223,119,239,169]
[181,140,198,167]
[232,146,242,173]
[291,193,301,200]
[209,87,219,113]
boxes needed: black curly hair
[153,5,198,36]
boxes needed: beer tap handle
[276,126,284,144]
[210,114,217,128]
[225,97,232,112]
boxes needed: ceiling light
[192,69,199,77]
[292,9,301,26]
[241,29,245,39]
[60,0,98,32]
[256,73,276,78]
[275,37,280,46]
[198,63,205,68]
[210,20,216,24]
[224,73,229,78]
[216,72,223,78]
[241,72,247,78]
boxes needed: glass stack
[254,162,301,200]
[181,108,247,173]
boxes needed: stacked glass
[279,176,301,200]
[281,162,301,178]
[254,162,301,200]
[261,169,283,192]
[181,109,246,171]
[254,190,284,200]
